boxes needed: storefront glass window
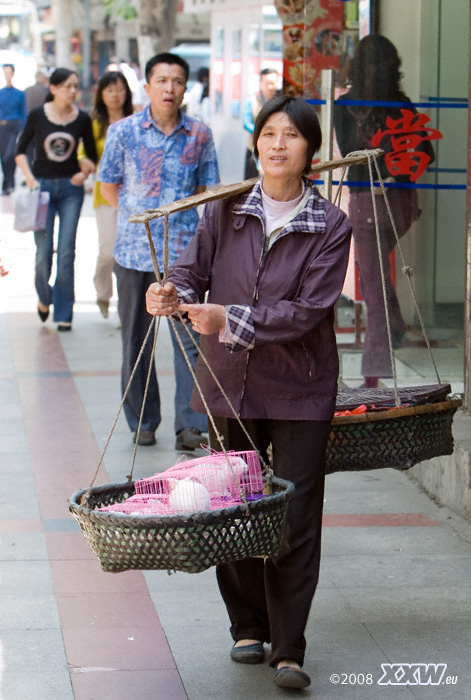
[214,27,224,115]
[231,29,242,118]
[276,0,467,391]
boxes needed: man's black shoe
[175,427,205,451]
[133,430,156,446]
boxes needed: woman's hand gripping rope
[146,282,227,335]
[146,281,179,316]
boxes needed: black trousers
[114,263,161,433]
[209,416,330,668]
[0,120,21,192]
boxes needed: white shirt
[261,180,309,249]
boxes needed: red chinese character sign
[371,109,443,181]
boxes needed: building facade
[187,0,468,389]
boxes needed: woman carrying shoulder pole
[146,96,352,691]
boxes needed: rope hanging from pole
[87,148,449,494]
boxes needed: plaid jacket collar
[232,177,326,235]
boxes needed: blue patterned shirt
[98,107,219,272]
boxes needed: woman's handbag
[13,187,50,232]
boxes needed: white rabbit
[168,477,211,513]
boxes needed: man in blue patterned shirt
[99,52,219,447]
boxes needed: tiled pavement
[1,193,470,699]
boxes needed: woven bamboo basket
[69,476,294,574]
[326,395,462,474]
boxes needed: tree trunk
[137,0,179,73]
[53,0,74,69]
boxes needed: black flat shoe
[57,322,72,332]
[274,666,311,689]
[133,430,157,446]
[230,642,265,664]
[37,305,49,323]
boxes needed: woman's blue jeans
[34,178,84,323]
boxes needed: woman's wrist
[80,157,95,175]
[216,305,227,332]
[25,175,38,189]
[71,171,87,186]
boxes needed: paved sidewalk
[0,195,470,699]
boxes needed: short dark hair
[44,68,78,103]
[2,63,14,72]
[49,68,77,87]
[253,96,322,174]
[197,66,209,83]
[145,52,190,83]
[260,67,278,78]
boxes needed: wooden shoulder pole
[128,149,384,224]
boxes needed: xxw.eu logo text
[378,664,452,686]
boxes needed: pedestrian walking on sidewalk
[146,95,352,690]
[24,70,49,166]
[14,68,97,332]
[243,67,279,179]
[24,70,49,114]
[0,64,26,195]
[99,52,219,448]
[78,70,133,319]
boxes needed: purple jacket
[168,179,352,421]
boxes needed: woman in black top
[334,36,434,386]
[15,68,97,331]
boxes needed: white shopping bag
[13,187,50,232]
